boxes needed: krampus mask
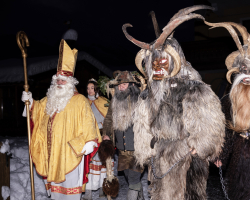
[123,5,214,83]
[206,21,250,132]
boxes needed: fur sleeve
[219,95,235,167]
[133,97,156,166]
[103,100,114,144]
[182,84,225,161]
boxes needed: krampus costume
[103,71,145,200]
[122,5,225,200]
[206,21,250,200]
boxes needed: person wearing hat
[82,78,113,200]
[103,71,144,200]
[21,40,102,200]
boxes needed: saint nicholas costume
[26,40,102,200]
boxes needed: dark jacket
[103,99,135,151]
[115,126,134,151]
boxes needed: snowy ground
[1,137,228,200]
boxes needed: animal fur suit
[203,19,250,200]
[122,5,225,200]
[219,96,250,200]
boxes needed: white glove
[81,141,98,155]
[21,91,33,117]
[21,91,33,103]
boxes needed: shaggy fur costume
[220,95,250,200]
[98,140,115,167]
[111,85,140,132]
[103,84,140,143]
[133,37,225,199]
[103,177,119,197]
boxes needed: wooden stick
[16,31,35,200]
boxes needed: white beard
[45,81,75,117]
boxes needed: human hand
[21,91,33,102]
[102,135,110,140]
[81,141,98,155]
[190,148,197,155]
[214,160,222,168]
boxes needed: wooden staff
[16,31,35,200]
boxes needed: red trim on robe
[83,139,100,184]
[30,101,99,183]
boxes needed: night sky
[0,0,210,71]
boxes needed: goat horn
[164,45,181,77]
[135,49,147,78]
[122,24,150,50]
[205,21,244,55]
[226,67,239,84]
[227,22,249,45]
[170,5,215,22]
[154,13,204,49]
[149,11,161,38]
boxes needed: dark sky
[0,0,206,71]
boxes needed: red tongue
[243,78,250,83]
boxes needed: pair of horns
[123,5,214,78]
[135,45,181,78]
[205,21,250,60]
[123,5,214,50]
[205,21,250,83]
[226,67,240,84]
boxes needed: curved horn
[225,50,240,70]
[170,5,215,22]
[135,49,147,77]
[227,22,249,45]
[205,21,244,55]
[136,74,147,91]
[169,31,175,38]
[164,45,181,77]
[154,13,204,49]
[122,24,150,50]
[149,11,161,38]
[226,67,240,84]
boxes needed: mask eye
[242,64,247,69]
[160,59,167,64]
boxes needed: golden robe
[30,94,102,183]
[88,96,109,117]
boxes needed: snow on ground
[1,137,49,200]
[1,136,227,200]
[1,186,10,200]
[0,139,10,154]
[1,137,149,200]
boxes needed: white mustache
[232,73,250,89]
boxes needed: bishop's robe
[85,96,114,191]
[30,93,102,200]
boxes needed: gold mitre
[56,39,78,77]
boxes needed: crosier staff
[16,31,35,200]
